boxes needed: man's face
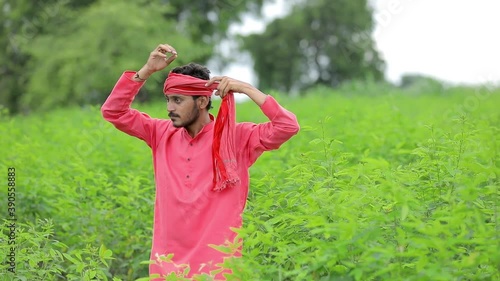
[166,95,200,128]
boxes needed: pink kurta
[101,71,299,279]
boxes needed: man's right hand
[134,44,178,81]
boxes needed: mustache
[168,113,180,118]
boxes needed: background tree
[1,0,104,114]
[400,74,445,95]
[241,0,385,93]
[0,0,266,114]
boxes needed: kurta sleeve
[238,95,300,166]
[101,71,158,148]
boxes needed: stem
[430,125,441,198]
[452,115,467,194]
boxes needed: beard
[171,105,200,128]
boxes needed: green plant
[0,219,117,280]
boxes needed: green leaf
[63,253,79,265]
[401,204,409,221]
[208,244,232,254]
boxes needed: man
[101,43,299,279]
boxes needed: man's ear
[198,96,209,110]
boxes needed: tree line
[0,0,382,114]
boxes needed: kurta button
[190,143,193,146]
[186,175,190,178]
[187,158,190,161]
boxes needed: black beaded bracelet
[134,72,146,81]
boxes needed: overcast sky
[223,0,500,86]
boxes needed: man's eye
[174,98,181,103]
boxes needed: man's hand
[206,76,267,106]
[205,76,251,98]
[134,44,178,81]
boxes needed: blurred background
[1,0,498,115]
[226,0,500,86]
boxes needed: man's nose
[167,102,175,112]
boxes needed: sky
[220,0,500,87]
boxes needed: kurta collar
[181,114,215,140]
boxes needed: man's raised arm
[205,76,300,165]
[101,44,178,147]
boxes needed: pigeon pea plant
[1,85,498,280]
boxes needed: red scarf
[164,72,240,191]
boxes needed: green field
[1,85,499,280]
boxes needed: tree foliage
[0,0,265,114]
[22,1,212,112]
[241,0,385,93]
[400,74,446,95]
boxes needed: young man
[101,43,299,279]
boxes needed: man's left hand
[205,76,253,98]
[206,76,267,106]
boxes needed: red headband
[163,72,215,96]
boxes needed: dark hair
[171,63,212,110]
[171,62,211,80]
